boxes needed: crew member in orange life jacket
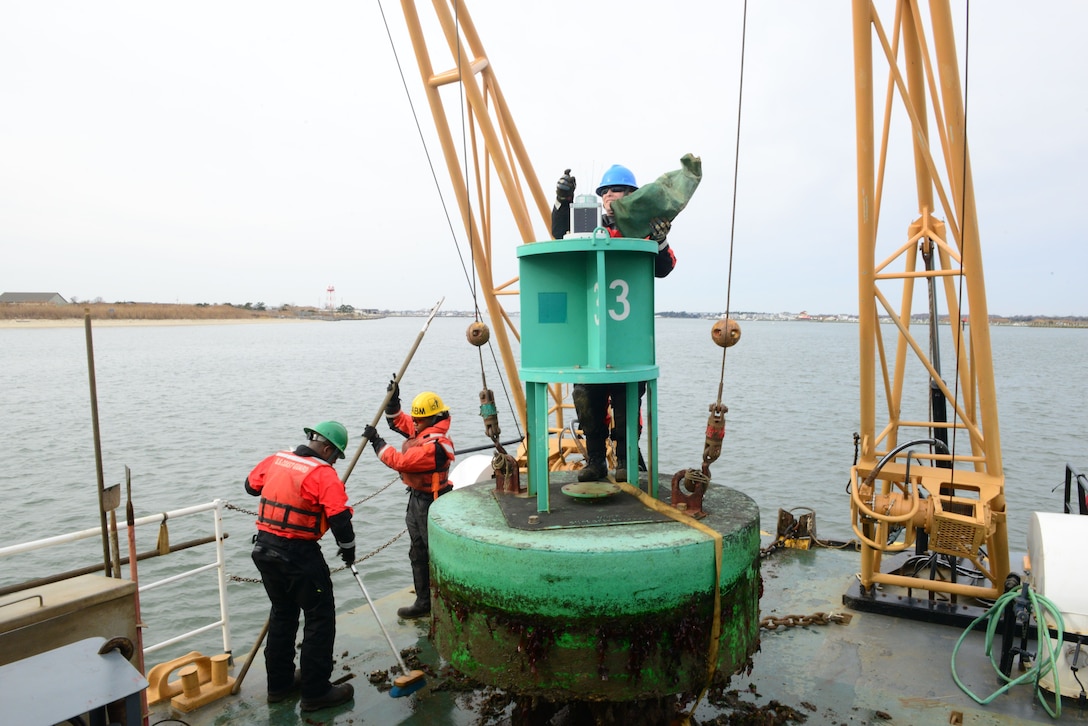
[246,421,356,713]
[552,165,677,483]
[363,382,455,619]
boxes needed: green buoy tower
[429,231,760,705]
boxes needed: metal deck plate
[560,481,621,498]
[492,470,674,530]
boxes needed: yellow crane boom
[850,0,1008,600]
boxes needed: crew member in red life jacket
[551,164,676,483]
[363,384,455,619]
[246,420,356,712]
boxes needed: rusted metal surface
[670,468,710,518]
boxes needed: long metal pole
[343,297,445,481]
[84,309,112,576]
[350,565,409,673]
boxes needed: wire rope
[375,0,523,440]
[681,6,749,724]
[711,0,749,408]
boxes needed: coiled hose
[951,583,1066,718]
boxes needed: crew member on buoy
[364,384,455,618]
[246,420,356,712]
[552,164,677,482]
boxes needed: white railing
[0,499,232,659]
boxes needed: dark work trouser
[405,486,453,606]
[252,531,336,699]
[572,381,647,465]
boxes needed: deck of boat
[146,542,1082,725]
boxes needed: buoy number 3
[593,279,632,324]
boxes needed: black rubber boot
[398,561,431,619]
[573,385,606,482]
[267,669,302,703]
[300,682,354,712]
[578,458,608,482]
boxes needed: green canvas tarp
[612,153,702,239]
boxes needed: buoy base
[429,475,761,700]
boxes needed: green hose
[950,584,1066,718]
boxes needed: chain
[759,538,786,560]
[223,500,259,518]
[224,474,405,521]
[226,475,408,584]
[759,612,853,630]
[229,529,408,584]
[759,516,802,560]
[331,529,407,575]
[352,475,404,504]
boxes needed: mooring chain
[758,538,786,560]
[329,529,407,576]
[229,529,408,585]
[759,516,803,560]
[222,500,259,518]
[224,475,404,520]
[759,612,853,631]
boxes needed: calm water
[2,317,1086,659]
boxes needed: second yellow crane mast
[849,0,1009,602]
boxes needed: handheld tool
[350,565,427,697]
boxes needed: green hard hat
[303,421,348,459]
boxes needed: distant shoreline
[0,301,390,328]
[2,302,1085,330]
[0,317,311,330]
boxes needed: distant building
[0,292,69,305]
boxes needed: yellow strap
[614,480,722,719]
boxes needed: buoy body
[429,476,760,700]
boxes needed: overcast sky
[2,2,1085,316]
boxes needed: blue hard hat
[595,165,638,196]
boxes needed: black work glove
[556,168,576,204]
[363,424,386,454]
[385,375,400,415]
[339,546,355,566]
[649,217,671,244]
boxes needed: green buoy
[429,473,760,700]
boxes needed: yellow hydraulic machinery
[848,0,1008,604]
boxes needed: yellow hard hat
[411,391,448,418]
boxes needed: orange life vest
[399,432,454,498]
[256,451,330,540]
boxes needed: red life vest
[256,451,330,540]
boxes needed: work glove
[363,424,386,454]
[649,217,671,245]
[339,545,356,566]
[556,168,576,204]
[385,375,400,415]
